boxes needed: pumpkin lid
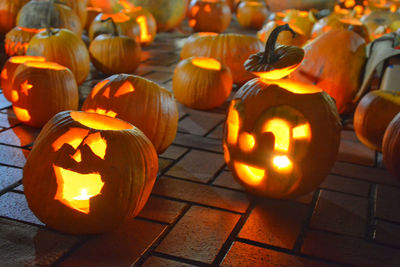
[244,24,305,80]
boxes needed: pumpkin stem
[101,17,119,37]
[261,24,296,64]
[46,0,56,36]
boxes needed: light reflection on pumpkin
[191,57,222,70]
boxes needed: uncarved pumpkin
[0,0,29,34]
[23,110,158,234]
[382,112,400,179]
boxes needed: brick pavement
[0,19,400,266]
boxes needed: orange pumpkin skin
[89,33,141,75]
[0,0,29,34]
[1,56,46,102]
[11,62,79,127]
[17,1,82,37]
[4,27,44,57]
[27,28,90,85]
[354,90,400,151]
[383,113,400,179]
[223,79,341,199]
[173,57,233,110]
[82,74,178,154]
[188,0,231,33]
[257,21,308,47]
[181,33,264,85]
[236,1,269,30]
[124,7,157,46]
[58,0,89,27]
[85,6,102,32]
[289,29,366,114]
[23,111,158,234]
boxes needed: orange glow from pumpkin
[272,155,293,171]
[192,5,200,16]
[53,165,104,214]
[189,19,196,27]
[103,86,110,98]
[204,4,212,12]
[91,80,110,99]
[260,79,322,94]
[118,0,135,11]
[9,56,46,64]
[254,65,300,80]
[86,108,117,118]
[23,61,67,70]
[84,132,107,160]
[70,111,133,131]
[136,15,152,43]
[71,150,82,162]
[239,132,255,152]
[293,123,311,140]
[223,143,230,164]
[345,0,356,8]
[20,80,32,95]
[11,90,19,102]
[115,81,135,97]
[227,106,240,145]
[100,13,131,23]
[191,57,222,70]
[52,128,89,151]
[234,162,265,185]
[1,69,7,80]
[13,107,31,122]
[196,32,218,37]
[263,119,290,152]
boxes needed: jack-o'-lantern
[1,56,46,102]
[4,26,44,57]
[82,74,178,154]
[223,25,341,199]
[173,57,233,109]
[11,61,78,127]
[89,18,141,75]
[188,0,231,33]
[383,112,400,179]
[23,110,158,234]
[236,1,269,30]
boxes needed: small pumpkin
[188,0,231,33]
[123,6,157,46]
[23,110,158,234]
[290,28,367,114]
[382,112,400,179]
[17,0,82,37]
[236,1,269,30]
[173,57,233,109]
[5,26,44,57]
[1,56,46,102]
[0,0,29,34]
[27,27,90,84]
[11,61,78,127]
[181,33,264,85]
[82,74,178,154]
[89,18,141,75]
[354,90,400,151]
[224,24,341,199]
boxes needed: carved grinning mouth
[233,162,265,185]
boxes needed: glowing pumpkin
[11,61,79,127]
[173,57,233,109]
[123,6,157,46]
[82,74,178,154]
[223,25,341,199]
[23,110,158,234]
[188,0,231,33]
[236,1,269,30]
[4,26,44,57]
[1,56,46,102]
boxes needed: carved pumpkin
[17,0,82,37]
[11,61,79,127]
[26,28,90,85]
[383,112,400,179]
[181,33,264,85]
[1,56,46,102]
[132,0,188,32]
[188,0,231,33]
[89,18,141,75]
[123,6,157,46]
[236,1,269,30]
[0,0,29,34]
[4,26,44,57]
[354,90,400,151]
[173,57,233,109]
[223,25,341,199]
[82,74,178,154]
[290,29,367,114]
[23,110,158,234]
[89,12,140,42]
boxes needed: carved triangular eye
[103,87,110,98]
[91,80,109,99]
[52,128,89,152]
[114,81,134,97]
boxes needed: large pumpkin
[382,112,400,179]
[132,0,188,32]
[181,33,264,85]
[23,110,158,234]
[354,90,400,151]
[289,29,367,114]
[11,61,79,127]
[0,0,29,34]
[224,25,341,199]
[82,74,178,154]
[26,28,90,84]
